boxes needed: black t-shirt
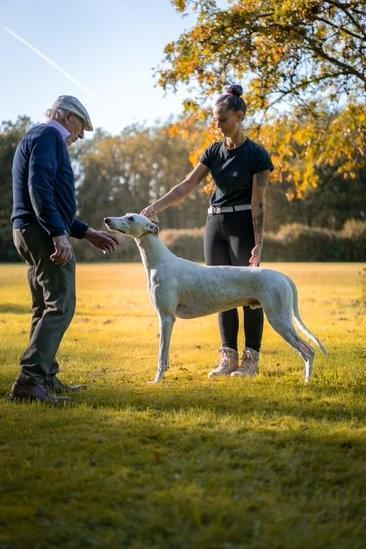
[200,138,274,206]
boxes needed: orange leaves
[173,0,187,12]
[165,100,365,197]
[159,0,365,123]
[164,42,175,55]
[321,105,366,181]
[264,103,366,195]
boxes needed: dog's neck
[135,233,173,272]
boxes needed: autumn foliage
[165,101,366,197]
[158,0,366,195]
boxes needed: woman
[141,84,274,378]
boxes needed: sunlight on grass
[0,263,365,547]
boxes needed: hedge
[158,220,366,262]
[2,220,365,263]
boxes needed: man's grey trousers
[13,223,76,385]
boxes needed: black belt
[208,204,251,214]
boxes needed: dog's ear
[147,222,159,235]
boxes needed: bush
[340,219,366,261]
[263,224,347,261]
[6,220,365,263]
[159,221,366,263]
[160,227,205,261]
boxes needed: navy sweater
[11,124,88,238]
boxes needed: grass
[0,262,365,548]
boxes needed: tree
[76,126,208,231]
[0,116,32,261]
[159,0,366,113]
[169,98,365,187]
[258,101,366,192]
[265,169,366,230]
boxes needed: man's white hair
[45,107,69,122]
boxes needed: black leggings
[204,211,263,352]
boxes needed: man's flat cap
[51,95,93,131]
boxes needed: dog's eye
[127,216,134,221]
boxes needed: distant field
[0,263,365,548]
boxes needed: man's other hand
[51,234,73,266]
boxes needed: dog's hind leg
[265,312,315,382]
[153,314,175,383]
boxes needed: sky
[0,0,200,134]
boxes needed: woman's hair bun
[226,84,243,97]
[215,83,247,113]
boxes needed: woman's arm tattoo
[253,202,264,247]
[251,170,269,247]
[254,170,269,188]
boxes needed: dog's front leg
[153,314,175,383]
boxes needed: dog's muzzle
[104,218,124,232]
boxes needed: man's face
[66,113,85,143]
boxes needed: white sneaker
[208,347,239,378]
[231,348,259,377]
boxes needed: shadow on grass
[0,398,364,548]
[68,380,366,424]
[0,303,29,314]
[1,371,364,423]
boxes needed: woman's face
[213,105,244,138]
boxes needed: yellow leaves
[190,26,204,41]
[264,102,366,195]
[314,24,327,41]
[176,59,198,78]
[104,99,364,200]
[318,104,366,180]
[166,125,180,138]
[236,0,258,13]
[164,42,175,55]
[261,41,286,65]
[260,116,314,193]
[159,0,364,129]
[173,0,187,12]
[293,125,314,147]
[273,0,320,24]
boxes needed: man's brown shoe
[10,380,69,405]
[46,376,87,395]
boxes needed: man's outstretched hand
[85,228,119,254]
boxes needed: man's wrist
[51,230,67,238]
[52,232,68,241]
[85,227,96,238]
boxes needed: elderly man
[10,95,119,404]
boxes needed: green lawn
[0,263,365,548]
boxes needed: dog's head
[104,213,159,239]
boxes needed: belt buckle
[213,206,220,214]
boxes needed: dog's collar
[137,230,158,239]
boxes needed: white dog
[105,214,327,383]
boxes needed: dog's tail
[287,276,328,355]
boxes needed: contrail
[3,26,107,113]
